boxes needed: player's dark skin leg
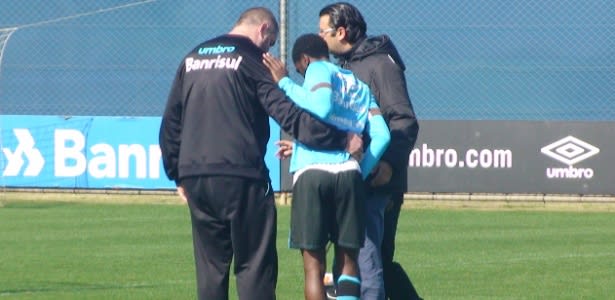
[334,246,359,279]
[302,249,326,300]
[333,246,360,299]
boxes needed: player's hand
[346,132,364,162]
[262,52,288,82]
[275,140,294,159]
[370,161,393,187]
[177,185,188,203]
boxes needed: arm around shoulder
[256,69,347,151]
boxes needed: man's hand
[370,161,393,187]
[262,52,288,83]
[275,140,294,159]
[346,132,364,162]
[177,185,188,203]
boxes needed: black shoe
[325,285,337,300]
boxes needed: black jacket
[160,34,347,184]
[338,35,419,192]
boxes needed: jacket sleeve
[255,64,347,151]
[158,64,184,185]
[371,55,419,170]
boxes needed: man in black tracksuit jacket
[341,35,421,300]
[159,7,359,300]
[319,3,421,300]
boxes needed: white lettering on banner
[89,143,116,178]
[148,145,162,179]
[546,166,594,179]
[409,143,512,169]
[541,136,599,179]
[2,129,45,176]
[54,129,161,179]
[118,144,146,178]
[55,129,87,177]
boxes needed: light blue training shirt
[277,60,390,179]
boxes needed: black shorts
[289,167,365,250]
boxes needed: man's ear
[336,26,347,41]
[259,22,268,37]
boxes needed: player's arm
[253,54,352,151]
[277,63,333,119]
[360,98,391,179]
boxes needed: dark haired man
[159,7,363,300]
[262,33,390,300]
[318,2,421,300]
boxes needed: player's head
[318,2,367,55]
[291,34,329,77]
[233,7,278,51]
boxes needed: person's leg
[289,169,331,250]
[331,169,364,300]
[382,190,421,300]
[291,170,332,298]
[386,262,421,300]
[183,176,234,300]
[231,178,278,300]
[302,248,327,300]
[334,246,361,300]
[358,192,389,300]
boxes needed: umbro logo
[541,136,599,179]
[541,136,599,166]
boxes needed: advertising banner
[1,115,281,190]
[407,120,615,194]
[3,116,612,194]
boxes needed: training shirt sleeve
[251,55,347,150]
[277,62,333,119]
[360,97,391,178]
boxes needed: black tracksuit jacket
[338,35,420,193]
[159,34,347,184]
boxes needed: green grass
[1,198,614,299]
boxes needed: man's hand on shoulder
[262,52,288,83]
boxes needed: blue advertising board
[1,115,281,190]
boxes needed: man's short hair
[292,34,329,63]
[235,7,279,36]
[319,2,367,44]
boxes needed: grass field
[1,192,614,299]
